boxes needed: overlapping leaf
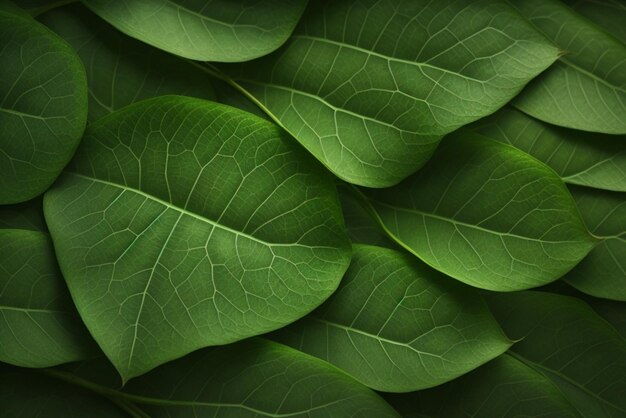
[362,132,595,291]
[83,0,308,62]
[219,0,559,187]
[0,201,96,368]
[565,186,626,301]
[272,245,510,392]
[0,369,127,418]
[470,107,626,192]
[487,291,626,417]
[44,96,351,381]
[49,339,400,417]
[512,0,626,134]
[39,4,216,122]
[0,3,87,204]
[564,0,626,43]
[384,355,579,418]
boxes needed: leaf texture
[564,0,626,44]
[0,201,96,368]
[39,4,216,122]
[0,4,87,204]
[487,291,626,418]
[219,0,559,187]
[51,339,400,417]
[83,0,308,62]
[43,96,351,381]
[272,244,510,392]
[469,107,626,192]
[512,0,626,134]
[565,186,626,301]
[384,354,579,418]
[363,132,595,291]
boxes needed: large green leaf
[384,354,579,418]
[43,96,351,381]
[0,200,96,368]
[512,0,626,134]
[0,3,87,204]
[469,107,626,192]
[362,132,595,291]
[48,339,400,417]
[487,291,626,418]
[217,0,559,187]
[564,186,626,301]
[564,0,626,44]
[82,0,307,62]
[272,244,510,392]
[39,4,216,122]
[0,369,128,418]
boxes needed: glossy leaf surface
[565,186,626,301]
[0,201,95,368]
[220,0,559,187]
[40,4,216,122]
[44,96,351,381]
[487,291,626,417]
[272,245,510,392]
[0,4,87,204]
[83,0,308,62]
[470,107,626,192]
[364,133,595,291]
[384,354,579,418]
[512,0,626,134]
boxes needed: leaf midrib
[372,199,590,244]
[69,172,318,248]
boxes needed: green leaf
[82,0,308,62]
[469,107,626,192]
[362,132,595,291]
[512,0,626,134]
[0,369,128,418]
[587,298,626,340]
[0,200,96,368]
[49,339,400,417]
[0,3,87,204]
[39,4,216,122]
[339,187,395,248]
[384,354,579,418]
[272,244,510,392]
[564,0,626,44]
[564,186,626,301]
[487,291,626,418]
[43,96,351,381]
[218,0,559,187]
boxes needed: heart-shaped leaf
[0,4,87,204]
[82,0,308,62]
[565,186,626,301]
[44,96,351,381]
[272,244,510,392]
[363,132,595,291]
[512,0,626,134]
[0,200,96,368]
[487,291,626,417]
[469,107,626,192]
[39,4,216,122]
[218,0,559,187]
